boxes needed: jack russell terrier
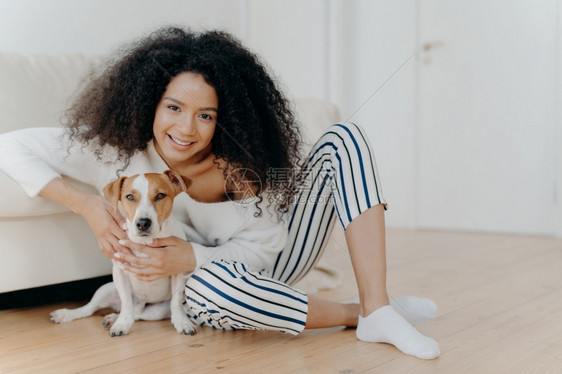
[50,170,196,337]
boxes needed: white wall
[416,0,560,236]
[0,0,245,54]
[245,0,329,100]
[557,0,562,237]
[338,1,417,229]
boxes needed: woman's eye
[199,113,213,120]
[168,105,180,112]
[155,193,167,201]
[126,194,135,201]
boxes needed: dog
[50,170,196,337]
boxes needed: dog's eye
[155,193,167,201]
[125,194,135,201]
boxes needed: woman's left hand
[116,236,197,281]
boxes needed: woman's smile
[152,72,218,169]
[167,134,196,148]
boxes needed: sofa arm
[0,171,98,218]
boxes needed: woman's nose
[177,115,196,135]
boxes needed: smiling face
[153,72,219,170]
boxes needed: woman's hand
[115,236,197,281]
[80,195,129,260]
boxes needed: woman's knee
[321,122,371,151]
[327,121,363,134]
[184,262,240,329]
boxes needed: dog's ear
[164,170,189,196]
[103,176,126,212]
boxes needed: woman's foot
[356,305,440,360]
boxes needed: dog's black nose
[136,218,152,232]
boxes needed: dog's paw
[172,316,197,335]
[102,313,119,329]
[109,322,132,337]
[50,309,74,324]
[109,316,133,337]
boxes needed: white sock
[390,296,438,326]
[356,305,441,360]
[348,296,438,326]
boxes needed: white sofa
[0,51,343,294]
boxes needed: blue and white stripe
[184,123,386,335]
[185,260,308,334]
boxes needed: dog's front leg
[170,273,196,335]
[109,263,135,337]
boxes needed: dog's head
[103,170,189,243]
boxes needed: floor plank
[1,229,562,373]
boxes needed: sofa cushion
[293,97,341,148]
[0,52,101,133]
[0,172,98,218]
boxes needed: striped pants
[184,123,386,335]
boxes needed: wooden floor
[1,229,562,373]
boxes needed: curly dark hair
[64,26,303,214]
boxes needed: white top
[0,127,288,272]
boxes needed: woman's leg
[272,123,388,285]
[272,123,439,359]
[346,203,440,360]
[346,204,389,315]
[305,295,359,328]
[184,260,309,335]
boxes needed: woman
[0,27,439,359]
